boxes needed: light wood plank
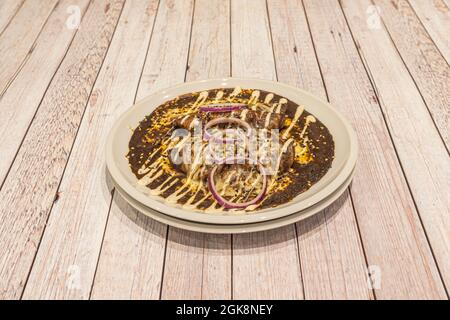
[0,0,58,95]
[21,0,158,300]
[136,0,194,96]
[201,234,232,299]
[92,192,167,299]
[267,0,371,299]
[409,0,450,64]
[341,0,450,292]
[161,0,231,300]
[373,0,450,149]
[0,0,24,34]
[186,0,230,81]
[162,229,204,300]
[0,0,125,300]
[297,196,372,299]
[231,0,303,300]
[303,0,446,299]
[233,227,303,299]
[0,0,90,186]
[231,0,276,81]
[92,0,195,300]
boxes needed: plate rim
[111,166,356,234]
[106,77,358,224]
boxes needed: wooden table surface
[0,0,448,300]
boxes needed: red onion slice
[203,117,251,142]
[200,103,247,113]
[207,158,267,209]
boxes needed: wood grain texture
[409,0,450,64]
[91,187,167,299]
[23,0,157,300]
[303,0,446,299]
[373,0,450,150]
[231,0,276,80]
[0,0,125,300]
[186,0,230,81]
[0,0,24,34]
[296,196,372,299]
[201,234,232,299]
[161,0,232,300]
[0,0,58,95]
[267,0,371,300]
[0,0,90,186]
[92,0,195,300]
[163,230,233,299]
[342,0,450,293]
[137,0,194,96]
[231,0,303,300]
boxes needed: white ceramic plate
[106,78,357,225]
[111,167,355,234]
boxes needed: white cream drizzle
[228,86,242,99]
[276,98,287,113]
[264,112,272,128]
[282,105,305,139]
[137,146,162,174]
[184,192,211,210]
[240,109,248,121]
[138,161,164,185]
[264,93,274,104]
[270,98,287,113]
[261,138,294,188]
[248,90,260,109]
[299,115,316,139]
[180,114,190,126]
[192,91,209,110]
[150,177,178,196]
[189,117,201,130]
[215,90,224,101]
[204,200,224,214]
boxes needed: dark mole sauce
[127,88,334,212]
